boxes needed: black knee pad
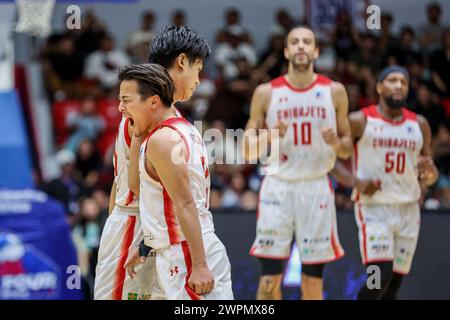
[259,258,286,275]
[301,263,325,278]
[381,272,404,300]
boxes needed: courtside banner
[0,189,83,300]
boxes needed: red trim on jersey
[356,203,368,264]
[362,105,417,125]
[163,124,191,163]
[279,74,331,92]
[163,187,180,245]
[113,151,118,177]
[144,117,191,162]
[124,118,132,148]
[181,241,202,300]
[124,191,134,206]
[112,215,136,300]
[271,76,285,88]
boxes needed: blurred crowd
[33,3,450,291]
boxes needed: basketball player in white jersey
[94,26,210,300]
[93,108,160,300]
[242,26,353,300]
[331,66,438,299]
[120,63,233,300]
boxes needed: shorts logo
[319,203,328,209]
[259,199,281,207]
[127,292,151,300]
[371,244,389,254]
[257,229,278,237]
[303,237,329,244]
[169,266,179,277]
[258,239,274,248]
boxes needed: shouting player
[121,63,233,300]
[242,26,352,300]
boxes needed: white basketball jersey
[113,117,138,209]
[264,74,337,180]
[352,105,423,204]
[139,117,215,249]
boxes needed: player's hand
[417,156,435,182]
[321,127,340,149]
[355,179,381,196]
[124,246,146,279]
[274,120,289,138]
[188,263,215,296]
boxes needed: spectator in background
[350,32,382,73]
[331,10,359,61]
[46,150,84,217]
[215,8,253,44]
[41,34,84,100]
[84,34,130,91]
[377,12,398,60]
[388,26,421,67]
[171,9,187,27]
[256,30,287,80]
[91,188,109,232]
[73,9,108,59]
[208,56,256,129]
[72,197,102,297]
[239,190,258,211]
[126,10,156,63]
[432,125,450,175]
[413,83,447,135]
[430,29,450,98]
[209,189,223,210]
[270,8,294,36]
[315,33,337,74]
[214,26,257,81]
[65,95,105,152]
[75,139,102,191]
[418,2,450,55]
[221,172,247,208]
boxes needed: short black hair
[118,63,175,107]
[148,26,211,69]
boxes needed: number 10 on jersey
[292,122,312,146]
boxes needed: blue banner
[0,189,83,299]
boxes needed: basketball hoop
[15,0,55,37]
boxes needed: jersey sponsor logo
[0,232,59,299]
[371,137,417,151]
[277,106,327,122]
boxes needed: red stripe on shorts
[356,203,368,264]
[181,241,201,300]
[112,215,136,300]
